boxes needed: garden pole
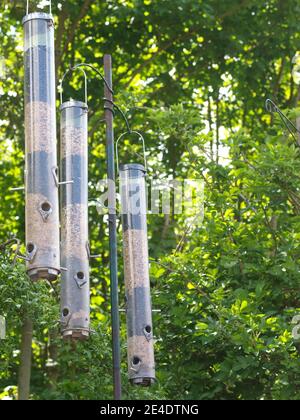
[104,54,122,400]
[297,116,300,147]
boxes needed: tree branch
[18,317,33,401]
[56,0,93,76]
[123,0,254,88]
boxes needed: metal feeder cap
[22,12,53,25]
[60,100,88,111]
[119,163,146,173]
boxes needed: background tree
[1,0,300,400]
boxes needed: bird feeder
[59,69,90,340]
[117,132,155,386]
[23,1,60,281]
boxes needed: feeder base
[131,377,155,387]
[27,267,60,282]
[62,329,90,341]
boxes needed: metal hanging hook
[59,66,88,106]
[72,63,113,95]
[26,0,52,15]
[116,131,148,173]
[265,98,300,143]
[61,63,134,133]
[265,99,279,114]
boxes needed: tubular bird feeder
[23,0,60,281]
[117,132,155,386]
[59,68,90,340]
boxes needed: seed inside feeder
[60,100,90,341]
[23,12,60,281]
[120,164,156,386]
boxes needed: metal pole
[104,54,122,400]
[297,116,300,147]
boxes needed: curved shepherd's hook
[116,131,148,172]
[59,67,88,106]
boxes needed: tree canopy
[1,0,300,400]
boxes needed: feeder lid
[60,100,88,111]
[119,163,146,173]
[22,12,53,25]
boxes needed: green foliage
[0,252,57,397]
[1,0,300,401]
[0,252,165,400]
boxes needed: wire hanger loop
[59,66,88,106]
[116,131,148,173]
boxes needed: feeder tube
[60,100,90,340]
[120,164,155,386]
[23,11,60,281]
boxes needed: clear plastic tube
[120,164,155,386]
[60,100,90,340]
[23,12,60,281]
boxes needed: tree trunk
[208,97,213,160]
[296,116,300,147]
[161,214,171,240]
[18,317,33,401]
[216,97,220,164]
[48,329,59,391]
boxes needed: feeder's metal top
[119,163,146,173]
[22,12,53,25]
[60,100,88,111]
